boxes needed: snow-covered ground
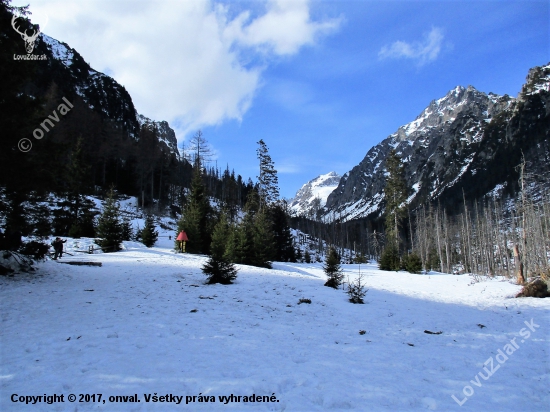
[1,242,548,411]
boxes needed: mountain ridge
[323,63,550,222]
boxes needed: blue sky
[17,0,549,198]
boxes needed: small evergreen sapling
[95,190,124,253]
[140,215,158,247]
[347,273,368,304]
[121,217,133,242]
[202,213,238,284]
[379,244,400,271]
[324,246,343,289]
[403,252,422,274]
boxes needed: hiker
[52,237,67,260]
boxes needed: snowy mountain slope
[1,244,548,411]
[289,172,341,217]
[324,63,550,222]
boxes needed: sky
[13,0,550,198]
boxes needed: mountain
[38,33,179,157]
[323,63,550,222]
[137,114,180,158]
[289,172,341,218]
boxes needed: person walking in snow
[52,237,67,260]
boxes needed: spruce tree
[176,166,212,254]
[202,213,238,284]
[252,209,275,268]
[347,273,368,304]
[256,139,280,210]
[324,246,344,288]
[270,202,295,262]
[403,252,422,274]
[384,150,407,253]
[121,217,133,241]
[235,190,259,265]
[95,190,124,252]
[379,244,400,271]
[140,214,158,247]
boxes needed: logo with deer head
[12,15,40,54]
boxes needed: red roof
[176,231,188,241]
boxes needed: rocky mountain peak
[289,172,341,217]
[137,115,180,158]
[393,85,512,142]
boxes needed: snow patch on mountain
[290,172,341,217]
[40,34,73,67]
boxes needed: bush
[19,241,50,261]
[379,244,400,271]
[403,252,422,274]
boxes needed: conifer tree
[233,190,260,265]
[252,209,275,268]
[140,214,158,247]
[256,139,280,210]
[95,189,124,252]
[379,244,400,271]
[176,166,212,254]
[202,212,238,284]
[324,246,344,288]
[381,150,407,268]
[384,150,407,248]
[121,216,133,241]
[270,202,295,262]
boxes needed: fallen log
[57,261,102,267]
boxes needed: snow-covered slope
[1,244,548,411]
[289,171,341,217]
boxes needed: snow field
[0,243,548,411]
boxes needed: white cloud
[378,27,444,66]
[18,0,341,139]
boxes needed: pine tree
[347,273,368,304]
[176,166,212,254]
[384,150,407,251]
[121,217,133,241]
[403,252,422,274]
[233,190,259,265]
[95,190,124,252]
[324,246,343,288]
[140,214,158,247]
[379,244,400,271]
[270,202,295,262]
[202,213,238,284]
[252,209,275,268]
[256,139,280,210]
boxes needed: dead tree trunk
[513,244,525,285]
